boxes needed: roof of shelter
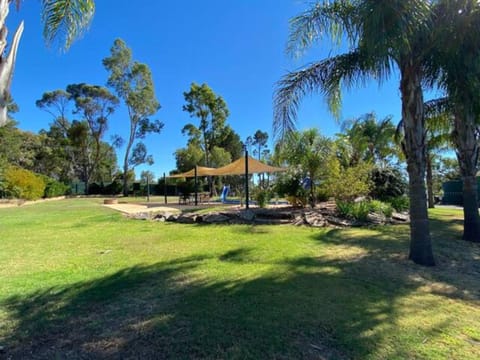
[213,156,286,176]
[167,166,218,178]
[167,156,286,178]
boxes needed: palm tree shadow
[2,228,476,359]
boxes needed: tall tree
[103,38,163,196]
[274,1,436,266]
[67,83,118,193]
[427,0,480,242]
[182,83,229,168]
[0,0,95,126]
[340,113,397,167]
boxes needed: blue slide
[220,185,229,203]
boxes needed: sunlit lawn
[0,199,479,359]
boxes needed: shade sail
[167,156,286,178]
[167,166,217,178]
[213,156,286,176]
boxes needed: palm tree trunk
[400,62,435,266]
[453,111,480,242]
[426,154,435,209]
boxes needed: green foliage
[336,200,370,222]
[43,178,69,198]
[368,199,393,218]
[324,157,373,201]
[336,199,393,221]
[253,188,272,208]
[387,196,410,212]
[369,167,407,200]
[3,167,46,200]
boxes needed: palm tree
[340,113,397,167]
[274,1,436,265]
[396,98,453,209]
[427,0,480,242]
[0,0,95,126]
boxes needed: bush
[370,167,407,200]
[325,159,373,201]
[3,167,46,200]
[368,199,393,218]
[44,178,69,198]
[387,196,410,212]
[336,199,394,221]
[336,200,370,221]
[254,189,271,208]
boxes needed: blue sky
[7,1,438,179]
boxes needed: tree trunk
[426,154,435,209]
[400,62,435,266]
[453,111,480,242]
[0,1,24,126]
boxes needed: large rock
[176,215,196,224]
[304,211,326,227]
[203,213,230,223]
[239,210,255,221]
[366,212,387,225]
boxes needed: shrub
[3,167,46,200]
[44,179,69,198]
[368,199,393,218]
[370,167,407,200]
[336,200,370,221]
[325,159,373,201]
[254,189,271,208]
[387,196,410,212]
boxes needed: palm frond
[287,0,357,57]
[42,0,95,50]
[273,50,373,141]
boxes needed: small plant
[336,200,370,221]
[387,196,410,212]
[369,199,393,218]
[254,189,271,208]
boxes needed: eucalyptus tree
[274,1,436,266]
[182,83,230,167]
[103,38,163,196]
[426,0,480,242]
[67,83,118,192]
[0,0,95,126]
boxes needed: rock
[324,215,353,227]
[166,214,179,222]
[177,215,196,224]
[304,211,326,227]
[392,212,410,222]
[366,212,386,225]
[203,214,230,223]
[239,210,255,221]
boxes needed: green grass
[0,199,479,359]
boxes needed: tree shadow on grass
[2,228,478,359]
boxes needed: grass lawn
[0,199,479,359]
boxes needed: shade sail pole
[194,165,198,206]
[163,172,167,204]
[245,148,249,209]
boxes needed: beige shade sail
[167,166,218,178]
[212,156,286,176]
[167,156,286,178]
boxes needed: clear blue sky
[7,1,439,179]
